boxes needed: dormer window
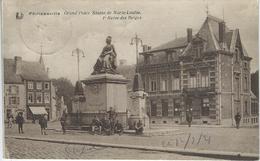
[192,42,203,58]
[167,52,173,62]
[144,55,151,64]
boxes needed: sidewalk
[6,135,258,160]
[5,121,259,155]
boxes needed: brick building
[137,15,258,126]
[4,56,56,121]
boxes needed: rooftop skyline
[3,0,258,83]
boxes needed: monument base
[70,73,129,128]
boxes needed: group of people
[91,107,123,135]
[91,115,123,135]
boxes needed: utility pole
[130,33,143,66]
[72,48,85,81]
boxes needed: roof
[141,15,249,60]
[4,58,49,83]
[148,37,188,53]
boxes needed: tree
[251,70,258,98]
[52,77,74,113]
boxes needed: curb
[6,135,259,160]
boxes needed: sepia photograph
[1,0,259,160]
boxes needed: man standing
[16,113,24,134]
[186,111,192,127]
[235,112,241,129]
[60,111,67,135]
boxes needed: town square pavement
[4,121,259,159]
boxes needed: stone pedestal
[79,73,129,127]
[128,91,149,129]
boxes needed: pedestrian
[15,113,24,134]
[60,111,67,135]
[186,111,192,127]
[114,120,123,135]
[235,112,241,129]
[135,120,144,135]
[40,114,48,135]
[8,115,14,128]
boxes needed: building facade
[4,56,56,121]
[137,15,258,126]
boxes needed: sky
[3,0,259,84]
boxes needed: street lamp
[130,33,143,66]
[72,48,85,125]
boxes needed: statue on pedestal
[92,36,118,75]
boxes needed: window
[201,71,209,87]
[174,99,181,117]
[244,62,248,69]
[251,102,258,115]
[36,92,43,103]
[234,76,240,100]
[160,79,168,91]
[150,80,157,92]
[44,93,50,104]
[201,98,210,116]
[36,82,42,90]
[151,100,157,116]
[28,92,34,103]
[189,72,197,88]
[172,73,180,90]
[244,75,248,91]
[28,82,34,89]
[244,101,249,116]
[44,82,50,90]
[9,85,19,94]
[162,99,168,117]
[9,97,19,105]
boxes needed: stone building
[137,15,258,126]
[4,56,56,121]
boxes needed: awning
[29,107,48,115]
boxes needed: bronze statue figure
[92,36,118,75]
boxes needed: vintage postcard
[2,0,259,160]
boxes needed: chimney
[14,56,22,75]
[142,45,148,52]
[219,21,225,43]
[187,28,192,43]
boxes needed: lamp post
[72,48,85,81]
[72,48,85,125]
[130,33,143,66]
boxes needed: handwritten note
[162,133,211,149]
